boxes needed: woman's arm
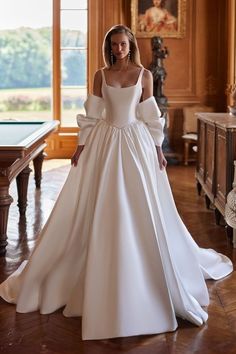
[142,69,167,170]
[71,145,85,166]
[93,69,103,98]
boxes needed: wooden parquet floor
[0,161,236,354]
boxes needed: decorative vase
[228,105,236,116]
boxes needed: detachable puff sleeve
[76,94,105,145]
[137,96,165,146]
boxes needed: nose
[117,44,122,52]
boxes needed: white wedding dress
[0,68,233,340]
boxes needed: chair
[225,161,236,247]
[182,105,213,165]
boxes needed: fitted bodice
[101,68,143,128]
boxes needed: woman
[0,25,233,340]
[139,0,177,33]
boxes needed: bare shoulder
[94,69,103,82]
[142,68,153,83]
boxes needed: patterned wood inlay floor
[0,161,235,354]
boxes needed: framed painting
[131,0,187,38]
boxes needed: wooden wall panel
[196,0,228,112]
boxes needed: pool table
[0,120,59,255]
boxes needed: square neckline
[102,67,144,89]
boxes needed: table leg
[16,165,32,216]
[33,151,46,189]
[205,195,211,209]
[196,181,202,196]
[225,224,233,240]
[215,208,221,225]
[0,186,13,255]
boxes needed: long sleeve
[137,96,165,146]
[76,94,105,145]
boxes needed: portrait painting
[131,0,187,38]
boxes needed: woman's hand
[156,146,167,170]
[71,145,85,166]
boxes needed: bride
[0,24,233,340]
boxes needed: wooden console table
[0,120,59,255]
[196,113,236,223]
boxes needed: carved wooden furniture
[196,113,236,224]
[182,105,213,165]
[0,120,59,255]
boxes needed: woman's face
[153,0,162,7]
[110,33,130,61]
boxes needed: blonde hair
[102,24,142,68]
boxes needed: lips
[115,53,125,57]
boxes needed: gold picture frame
[131,0,187,38]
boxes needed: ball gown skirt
[0,68,233,340]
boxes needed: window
[60,0,88,127]
[0,0,53,121]
[0,0,88,129]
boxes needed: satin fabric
[0,68,233,340]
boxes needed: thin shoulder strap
[137,67,144,85]
[100,68,105,83]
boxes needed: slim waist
[101,118,143,130]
